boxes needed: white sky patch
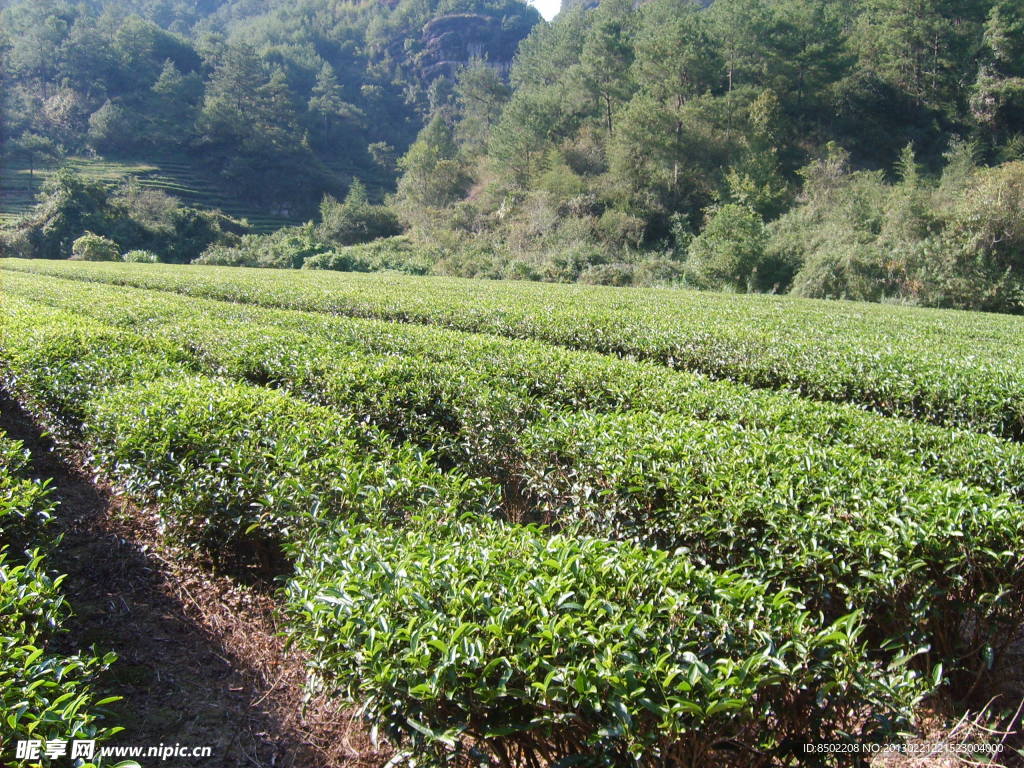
[529,0,560,20]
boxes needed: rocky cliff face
[412,11,538,81]
[559,0,710,13]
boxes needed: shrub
[0,433,122,760]
[578,262,636,286]
[194,225,333,269]
[192,243,259,267]
[789,241,891,302]
[596,208,646,250]
[0,228,33,258]
[303,237,436,275]
[86,377,495,558]
[520,410,1024,684]
[316,181,401,247]
[287,515,924,764]
[686,204,768,290]
[634,256,684,285]
[71,232,120,262]
[122,249,159,263]
[921,160,1024,313]
[301,249,372,273]
[500,259,541,281]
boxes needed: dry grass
[874,699,1024,768]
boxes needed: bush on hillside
[316,181,402,247]
[71,232,120,261]
[6,169,245,262]
[302,236,433,274]
[686,204,772,290]
[920,161,1024,312]
[194,224,332,269]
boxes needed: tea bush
[286,516,925,765]
[520,411,1024,683]
[3,265,1023,764]
[85,377,495,556]
[0,434,124,765]
[70,232,120,262]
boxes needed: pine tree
[572,0,635,136]
[309,62,345,133]
[455,58,511,156]
[198,43,266,145]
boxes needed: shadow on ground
[0,392,384,768]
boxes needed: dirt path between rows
[0,392,386,768]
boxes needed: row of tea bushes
[5,290,1024,689]
[6,273,1024,503]
[519,411,1024,686]
[0,302,491,563]
[86,377,494,562]
[286,515,925,765]
[0,287,932,763]
[4,259,1022,438]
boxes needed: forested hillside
[391,0,1024,311]
[0,0,540,211]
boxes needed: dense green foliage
[4,264,1024,762]
[288,518,921,763]
[88,376,491,558]
[0,284,934,764]
[71,232,120,261]
[7,268,1024,498]
[6,0,1024,311]
[0,0,540,218]
[121,249,158,263]
[0,433,124,766]
[7,260,1022,439]
[521,411,1024,682]
[0,171,246,262]
[302,236,434,275]
[385,0,1024,309]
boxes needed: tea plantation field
[2,259,1023,765]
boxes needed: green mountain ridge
[0,0,541,220]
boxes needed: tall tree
[572,0,635,136]
[308,61,362,138]
[971,0,1024,147]
[852,0,988,112]
[454,58,511,156]
[197,43,267,147]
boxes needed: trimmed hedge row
[86,377,494,558]
[0,292,932,764]
[3,259,1023,438]
[287,516,924,765]
[519,411,1024,684]
[0,305,491,561]
[5,274,1024,503]
[5,289,1024,690]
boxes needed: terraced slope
[0,157,301,233]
